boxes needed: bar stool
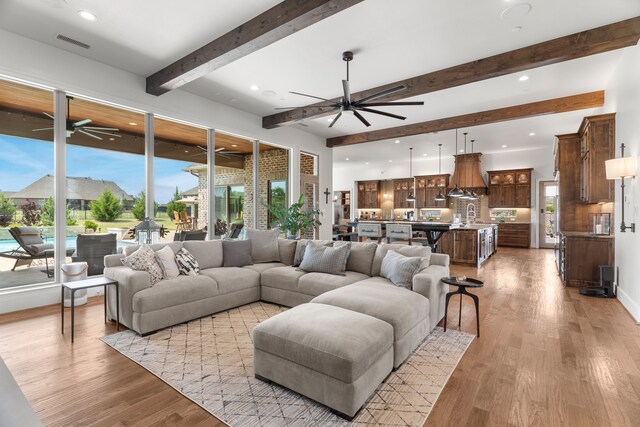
[386,223,413,245]
[357,223,384,243]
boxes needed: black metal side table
[61,277,119,343]
[442,276,483,337]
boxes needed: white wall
[605,43,640,323]
[333,146,555,247]
[0,29,333,313]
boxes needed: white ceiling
[0,0,638,159]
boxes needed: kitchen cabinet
[488,169,532,208]
[497,223,530,248]
[415,174,449,209]
[357,180,381,209]
[559,232,614,287]
[579,114,615,204]
[393,178,415,209]
[438,225,497,267]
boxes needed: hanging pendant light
[460,132,472,200]
[435,143,447,202]
[469,139,480,200]
[406,147,416,202]
[448,129,464,198]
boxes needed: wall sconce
[605,143,637,232]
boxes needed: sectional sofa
[104,239,450,336]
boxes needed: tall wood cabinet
[357,180,381,209]
[579,114,615,204]
[488,169,532,208]
[415,174,449,209]
[559,233,614,287]
[393,178,415,209]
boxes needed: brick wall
[300,153,315,175]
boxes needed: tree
[40,196,76,226]
[166,187,186,219]
[131,191,158,221]
[20,199,41,226]
[89,189,123,221]
[0,193,16,227]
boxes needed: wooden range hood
[448,152,488,193]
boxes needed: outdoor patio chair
[174,212,187,231]
[173,229,207,241]
[0,226,74,277]
[229,223,243,239]
[179,211,193,230]
[71,233,117,276]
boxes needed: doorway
[539,181,558,249]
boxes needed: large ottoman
[311,281,430,368]
[253,303,393,420]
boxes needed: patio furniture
[173,212,187,231]
[0,227,74,277]
[179,210,193,230]
[229,223,243,239]
[71,233,117,276]
[173,229,207,241]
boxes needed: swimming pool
[0,236,134,253]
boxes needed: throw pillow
[380,250,422,289]
[298,241,351,275]
[245,228,280,263]
[121,245,164,285]
[175,248,200,276]
[155,245,179,279]
[222,239,253,267]
[335,241,377,276]
[293,239,333,267]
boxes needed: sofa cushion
[243,262,286,274]
[132,275,219,313]
[121,245,164,285]
[246,228,280,263]
[182,241,223,269]
[277,239,297,266]
[222,240,253,267]
[261,266,307,292]
[297,271,369,297]
[293,239,333,266]
[200,267,260,294]
[253,303,393,383]
[380,250,422,288]
[298,242,350,276]
[335,241,377,276]
[155,245,179,279]
[175,248,200,276]
[371,244,432,277]
[124,242,183,257]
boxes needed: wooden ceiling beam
[146,0,364,96]
[264,16,640,129]
[326,91,605,147]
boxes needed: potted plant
[267,194,322,239]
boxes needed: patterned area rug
[101,302,474,426]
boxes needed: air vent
[56,34,90,49]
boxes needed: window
[257,143,290,230]
[267,180,287,228]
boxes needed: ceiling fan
[32,96,121,140]
[278,51,424,128]
[196,146,243,159]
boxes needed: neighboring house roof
[0,191,15,199]
[181,186,199,197]
[11,175,132,201]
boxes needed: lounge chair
[71,233,117,276]
[0,227,74,277]
[173,229,207,241]
[229,223,243,239]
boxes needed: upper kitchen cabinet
[393,178,415,209]
[488,169,532,208]
[579,113,615,204]
[415,174,449,209]
[357,180,381,209]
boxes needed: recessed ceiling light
[345,157,350,161]
[250,84,260,91]
[423,153,427,156]
[529,132,536,136]
[512,26,523,32]
[389,160,393,163]
[365,162,369,165]
[231,144,238,147]
[78,10,97,21]
[327,118,333,122]
[184,150,189,153]
[518,75,529,82]
[459,149,464,153]
[395,140,400,144]
[502,145,508,148]
[128,122,137,126]
[109,138,114,141]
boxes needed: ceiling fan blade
[214,147,225,152]
[352,110,371,127]
[354,85,406,105]
[77,129,102,140]
[358,101,425,107]
[275,105,337,110]
[43,112,55,120]
[32,127,54,132]
[328,112,342,128]
[73,119,92,127]
[84,130,122,137]
[342,80,351,105]
[356,107,406,120]
[290,91,340,104]
[82,126,120,131]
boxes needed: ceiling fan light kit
[284,51,424,128]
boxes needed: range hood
[448,152,488,193]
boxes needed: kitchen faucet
[466,203,476,227]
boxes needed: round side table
[442,276,484,337]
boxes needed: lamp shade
[605,156,637,180]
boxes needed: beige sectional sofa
[104,239,450,335]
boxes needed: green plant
[266,194,322,238]
[89,189,124,221]
[84,220,99,231]
[41,196,79,226]
[0,193,16,227]
[8,222,22,229]
[20,199,41,226]
[166,187,187,219]
[131,191,158,221]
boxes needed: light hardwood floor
[1,248,639,426]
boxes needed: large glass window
[258,143,289,230]
[0,78,55,288]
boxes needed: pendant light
[406,147,416,202]
[435,143,446,202]
[460,132,472,200]
[469,139,480,200]
[448,129,464,198]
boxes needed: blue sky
[0,135,198,203]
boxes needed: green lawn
[71,211,176,233]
